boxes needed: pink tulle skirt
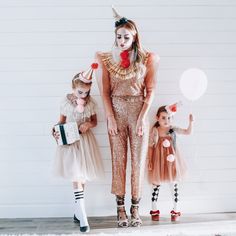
[148,136,186,185]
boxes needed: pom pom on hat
[91,63,98,69]
[77,62,99,84]
[165,101,182,115]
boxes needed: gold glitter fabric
[100,52,149,98]
[101,52,148,81]
[109,96,149,199]
[95,51,159,198]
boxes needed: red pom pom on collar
[120,50,130,68]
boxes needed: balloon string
[190,101,201,180]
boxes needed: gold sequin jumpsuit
[97,52,157,199]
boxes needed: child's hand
[189,114,194,122]
[79,122,91,133]
[51,127,60,142]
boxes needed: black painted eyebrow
[117,34,130,36]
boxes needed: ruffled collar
[101,52,138,80]
[101,51,148,80]
[66,93,90,113]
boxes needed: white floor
[90,220,236,236]
[1,213,236,235]
[90,213,236,236]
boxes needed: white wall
[0,0,236,218]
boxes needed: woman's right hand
[107,115,118,136]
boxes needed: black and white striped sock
[74,189,84,202]
[73,189,88,227]
[151,184,161,211]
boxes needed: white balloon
[180,68,208,101]
[167,154,175,162]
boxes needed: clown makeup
[116,27,134,51]
[157,112,173,128]
[73,86,90,99]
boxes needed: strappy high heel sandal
[116,196,129,228]
[130,198,142,227]
[170,210,181,222]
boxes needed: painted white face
[157,112,172,128]
[73,86,90,99]
[116,27,134,51]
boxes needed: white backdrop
[0,0,236,218]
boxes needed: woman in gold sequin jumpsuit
[96,7,160,227]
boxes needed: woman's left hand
[136,117,145,137]
[79,122,91,133]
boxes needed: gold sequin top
[96,51,159,117]
[100,52,149,98]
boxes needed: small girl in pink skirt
[148,103,193,221]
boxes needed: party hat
[78,63,98,83]
[112,5,122,21]
[165,101,182,115]
[112,5,128,27]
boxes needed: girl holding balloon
[148,102,193,222]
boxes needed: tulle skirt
[53,130,104,182]
[148,136,187,185]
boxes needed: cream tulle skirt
[53,130,104,182]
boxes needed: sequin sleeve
[95,52,115,118]
[149,127,159,147]
[144,53,160,104]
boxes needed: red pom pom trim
[121,60,130,68]
[120,50,129,60]
[91,63,98,69]
[171,106,177,112]
[120,50,130,68]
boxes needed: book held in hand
[54,122,80,145]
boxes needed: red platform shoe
[170,210,181,221]
[150,210,160,221]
